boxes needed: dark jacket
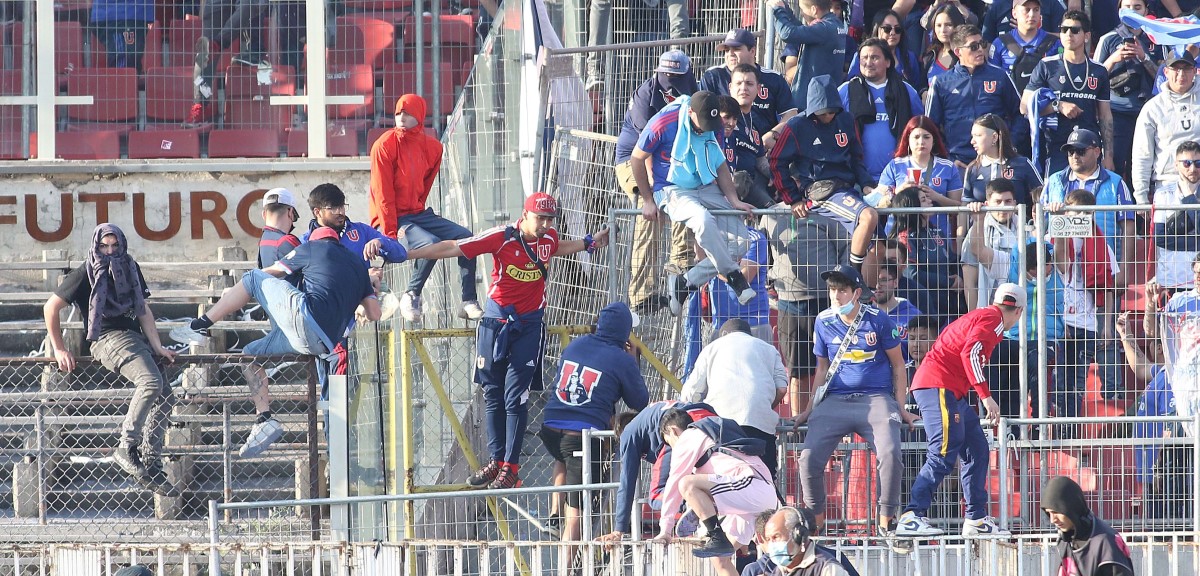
[615,72,698,163]
[1041,476,1135,576]
[925,63,1021,163]
[774,9,847,110]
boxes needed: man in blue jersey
[719,70,774,209]
[539,302,648,548]
[615,50,698,313]
[874,262,923,339]
[987,0,1060,92]
[926,25,1022,166]
[630,90,759,316]
[1022,11,1114,176]
[700,29,797,138]
[795,265,917,546]
[596,401,717,543]
[838,38,924,181]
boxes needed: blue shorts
[810,190,873,236]
[241,269,333,357]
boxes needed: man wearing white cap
[896,282,1025,539]
[257,188,301,269]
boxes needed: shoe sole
[168,327,209,346]
[239,425,285,459]
[896,530,944,537]
[692,547,734,559]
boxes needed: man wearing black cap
[630,89,759,316]
[1021,10,1114,176]
[700,28,797,140]
[1041,476,1135,576]
[1132,50,1200,205]
[796,264,916,547]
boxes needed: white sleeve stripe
[969,341,986,382]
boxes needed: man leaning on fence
[538,301,648,545]
[630,90,758,316]
[44,224,178,497]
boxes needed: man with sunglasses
[1150,141,1200,291]
[988,0,1061,93]
[925,24,1022,167]
[1021,11,1115,177]
[1132,53,1200,205]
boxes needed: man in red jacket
[369,94,481,322]
[895,283,1025,540]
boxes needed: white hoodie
[1131,78,1200,204]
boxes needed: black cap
[1060,128,1101,151]
[689,91,722,133]
[820,264,864,289]
[1166,53,1197,68]
[719,28,757,49]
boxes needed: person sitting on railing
[768,75,881,290]
[1151,141,1200,292]
[370,94,483,324]
[793,265,918,552]
[1041,475,1135,576]
[169,226,383,456]
[719,76,775,209]
[537,302,648,547]
[655,409,777,573]
[757,506,856,576]
[895,283,1023,538]
[44,223,178,497]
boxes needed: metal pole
[308,358,321,538]
[208,500,222,576]
[581,428,594,542]
[304,0,328,157]
[1193,412,1199,533]
[34,0,54,159]
[998,417,1009,531]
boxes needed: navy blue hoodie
[543,302,649,431]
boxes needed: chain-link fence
[0,354,320,544]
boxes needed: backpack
[1001,32,1060,91]
[689,416,766,468]
[1070,227,1115,302]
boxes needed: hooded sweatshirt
[542,302,649,432]
[615,72,698,163]
[1040,476,1135,576]
[369,94,445,237]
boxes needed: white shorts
[708,474,778,545]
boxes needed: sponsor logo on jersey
[505,264,543,282]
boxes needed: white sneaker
[399,291,422,322]
[378,292,400,322]
[962,516,1010,536]
[895,511,944,537]
[458,300,484,320]
[169,322,210,346]
[239,418,284,458]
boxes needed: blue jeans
[1057,326,1097,419]
[906,389,992,520]
[475,311,546,465]
[398,208,476,301]
[241,269,332,357]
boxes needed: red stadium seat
[65,68,137,133]
[324,64,374,120]
[208,128,281,158]
[331,15,395,70]
[0,70,28,159]
[128,129,201,158]
[379,62,457,121]
[166,16,204,67]
[11,22,88,83]
[367,127,391,150]
[142,23,165,70]
[401,14,476,84]
[55,130,120,160]
[144,66,197,124]
[286,129,360,157]
[223,63,296,132]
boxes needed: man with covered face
[1041,475,1135,576]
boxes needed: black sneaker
[878,518,911,554]
[142,458,180,498]
[692,530,735,558]
[112,443,147,480]
[467,460,501,488]
[544,514,562,538]
[725,270,756,305]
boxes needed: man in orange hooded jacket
[370,94,482,321]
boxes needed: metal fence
[0,354,320,543]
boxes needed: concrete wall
[0,170,370,261]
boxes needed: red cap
[524,192,559,216]
[310,226,340,242]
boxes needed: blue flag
[1120,9,1200,46]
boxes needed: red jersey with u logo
[458,224,559,315]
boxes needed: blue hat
[1060,128,1101,151]
[821,264,863,289]
[719,28,757,49]
[655,49,692,75]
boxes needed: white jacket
[1131,80,1200,204]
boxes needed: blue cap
[821,264,864,289]
[719,28,757,49]
[655,49,692,75]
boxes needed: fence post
[581,428,594,542]
[41,249,67,292]
[998,417,1009,531]
[209,499,222,576]
[1193,412,1199,533]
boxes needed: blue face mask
[834,301,855,316]
[764,541,793,566]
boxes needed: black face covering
[656,71,698,100]
[1041,475,1094,541]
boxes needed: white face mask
[765,541,794,566]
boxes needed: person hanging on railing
[962,178,1020,310]
[170,226,383,456]
[411,192,611,491]
[768,75,882,291]
[537,301,648,548]
[370,94,483,324]
[895,283,1024,538]
[1041,475,1135,576]
[44,224,179,497]
[615,49,699,315]
[793,265,918,552]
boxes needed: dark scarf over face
[85,224,145,342]
[846,68,913,138]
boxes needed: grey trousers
[91,330,175,458]
[585,0,690,85]
[658,182,750,287]
[799,393,903,519]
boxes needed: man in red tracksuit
[369,94,481,322]
[896,283,1025,539]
